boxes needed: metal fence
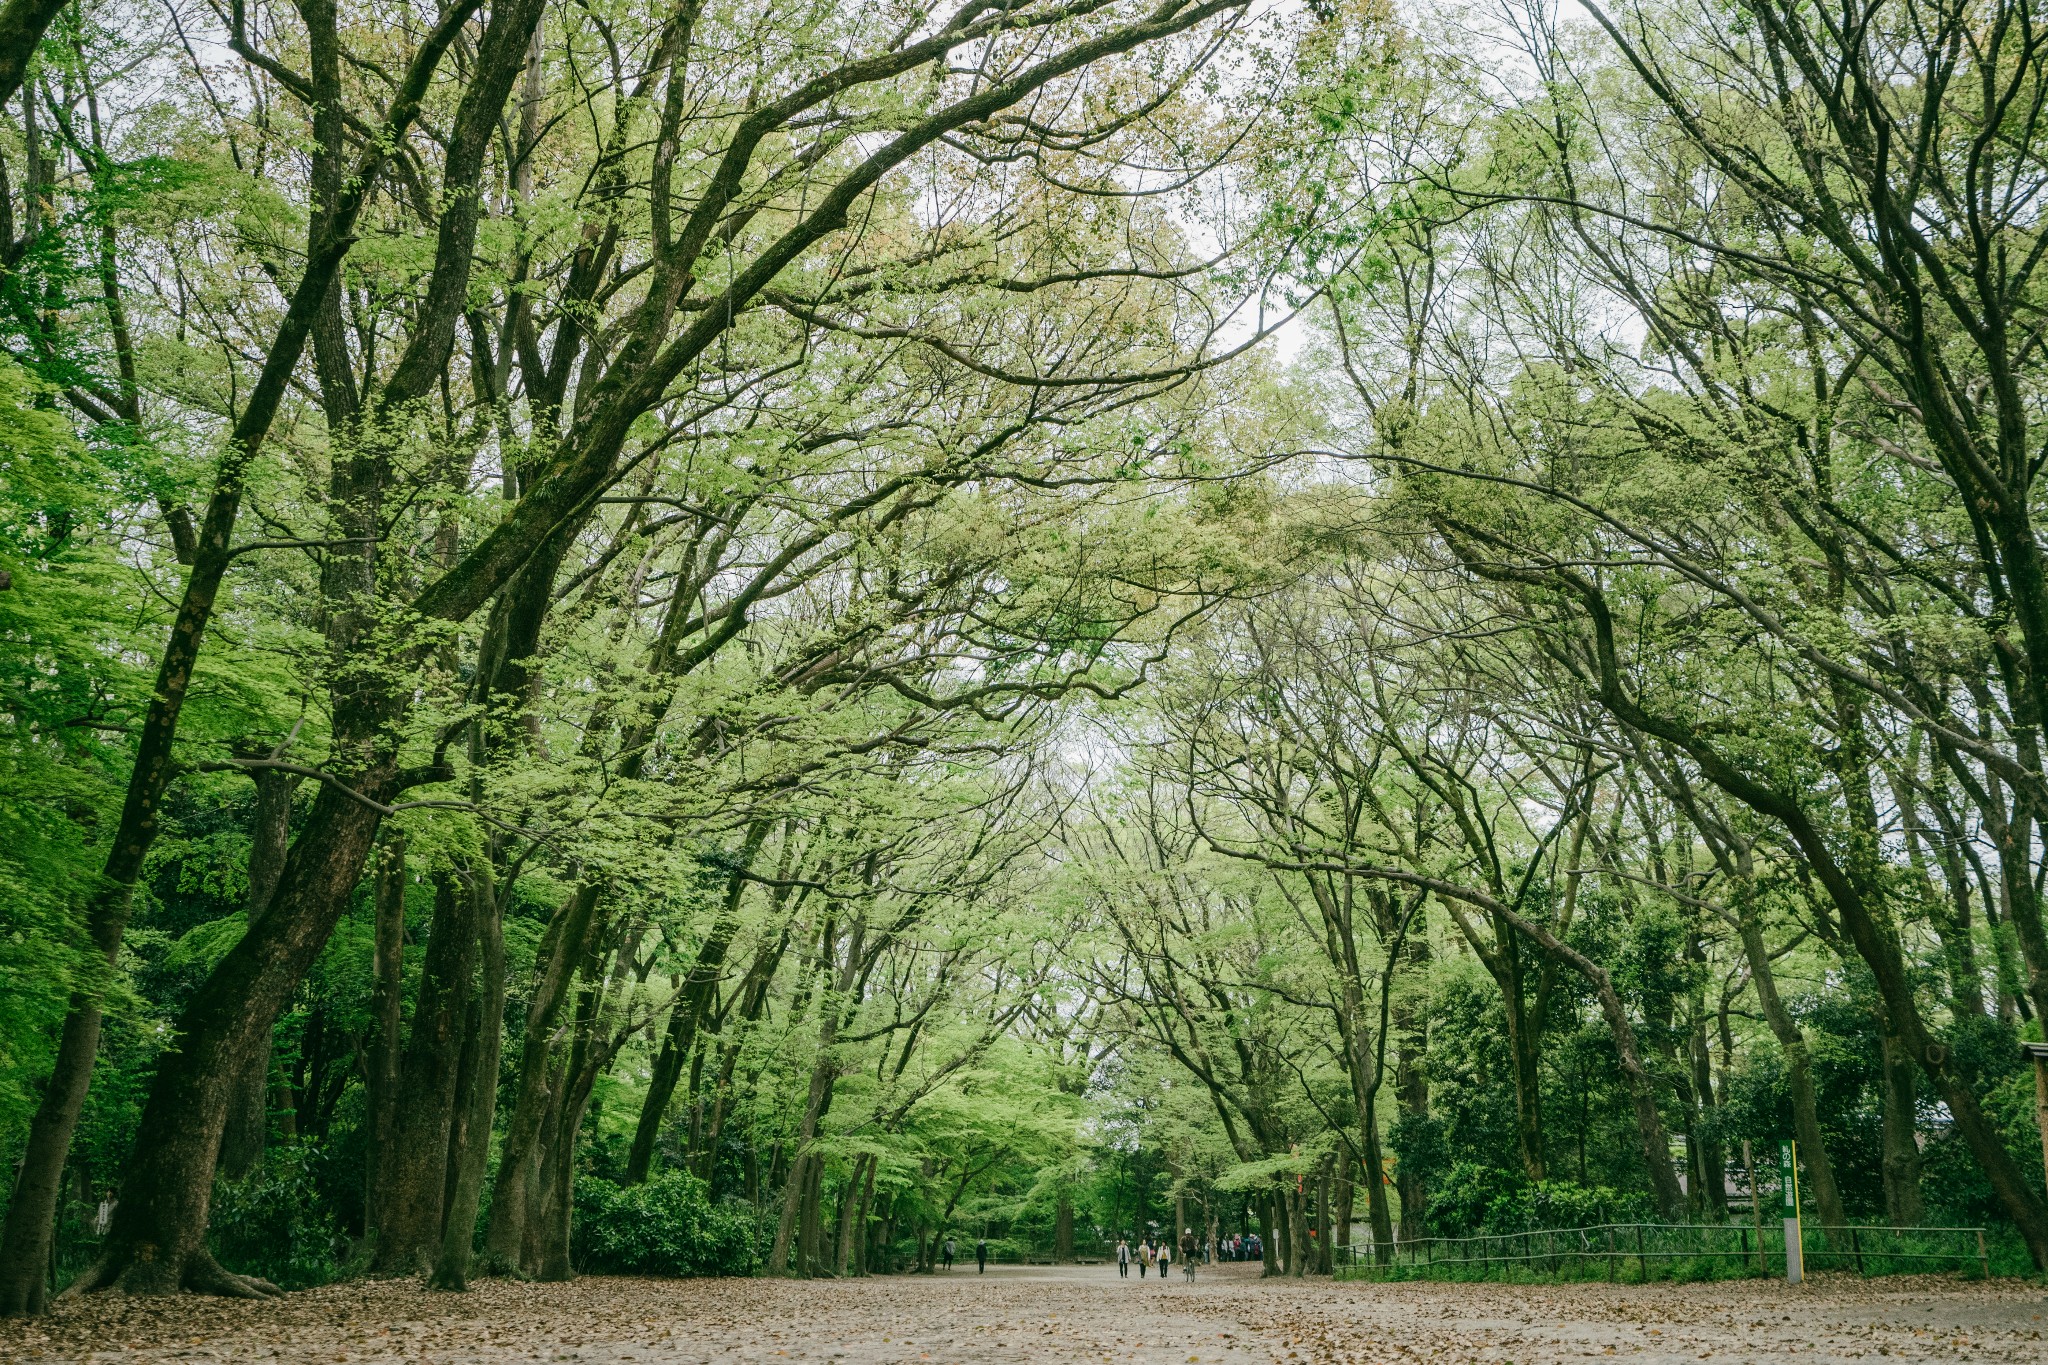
[1334,1222,1991,1281]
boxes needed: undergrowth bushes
[208,1142,347,1289]
[572,1172,760,1278]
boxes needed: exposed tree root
[58,1246,283,1300]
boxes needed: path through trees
[2,1268,2042,1364]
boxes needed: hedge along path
[1,1267,2043,1364]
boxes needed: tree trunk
[833,1153,869,1275]
[532,1059,601,1282]
[1258,1191,1279,1277]
[695,923,796,1189]
[1054,1194,1074,1264]
[1333,1161,1355,1261]
[528,940,618,1283]
[65,786,389,1297]
[220,768,297,1181]
[852,1157,877,1275]
[1734,908,1850,1228]
[625,1006,693,1185]
[0,934,110,1314]
[372,870,480,1273]
[1361,1115,1394,1264]
[483,882,601,1273]
[1878,1019,1925,1226]
[1286,1177,1307,1277]
[1393,944,1429,1243]
[1687,1002,1727,1219]
[431,867,503,1290]
[770,1150,813,1275]
[1496,931,1547,1182]
[363,836,407,1241]
[1314,1160,1332,1274]
[1488,898,1684,1219]
[797,1155,827,1275]
[623,828,765,1184]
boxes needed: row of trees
[0,0,1299,1309]
[8,0,2048,1311]
[1053,0,2048,1273]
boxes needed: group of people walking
[932,1226,1265,1280]
[938,1236,988,1272]
[1114,1229,1200,1282]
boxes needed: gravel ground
[2,1265,2043,1365]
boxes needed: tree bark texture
[372,870,480,1273]
[363,836,408,1240]
[433,868,504,1289]
[220,767,297,1181]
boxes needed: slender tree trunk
[623,828,765,1184]
[1484,929,1546,1182]
[1257,1191,1278,1277]
[1393,940,1429,1243]
[1314,1160,1332,1274]
[1334,1163,1354,1253]
[771,916,851,1277]
[1286,1178,1307,1277]
[1490,900,1684,1218]
[363,836,407,1240]
[220,768,296,1180]
[1733,909,1849,1228]
[483,883,600,1272]
[770,1151,812,1275]
[626,1008,692,1185]
[695,920,796,1189]
[833,1153,868,1275]
[1687,1007,1727,1219]
[432,866,503,1291]
[1361,1114,1394,1264]
[852,1157,876,1275]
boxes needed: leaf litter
[0,1265,2041,1364]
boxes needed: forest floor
[1,1263,2043,1365]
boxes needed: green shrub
[208,1142,344,1289]
[1491,1179,1653,1233]
[573,1172,760,1277]
[1422,1161,1529,1236]
[1420,1162,1655,1236]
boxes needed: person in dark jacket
[976,1237,989,1273]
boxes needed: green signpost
[1779,1140,1804,1284]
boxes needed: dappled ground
[2,1263,2044,1364]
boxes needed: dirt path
[2,1265,2043,1365]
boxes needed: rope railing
[1333,1222,1992,1281]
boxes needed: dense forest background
[5,0,2048,1312]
